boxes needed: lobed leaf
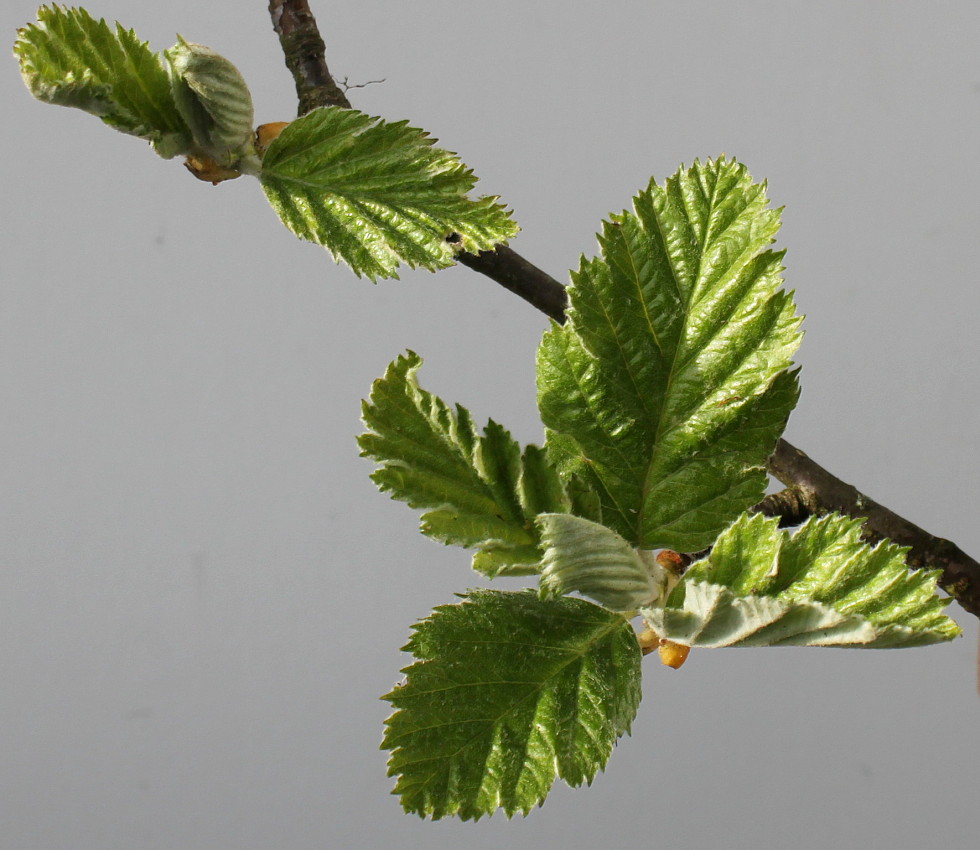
[15,5,192,158]
[641,512,961,648]
[359,352,569,576]
[259,106,519,280]
[537,157,802,552]
[382,589,641,820]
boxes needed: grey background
[3,1,979,847]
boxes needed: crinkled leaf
[382,589,641,820]
[538,513,661,611]
[15,5,192,158]
[537,157,802,552]
[164,36,254,163]
[359,352,569,576]
[260,106,519,280]
[641,512,961,648]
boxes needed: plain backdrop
[3,2,979,848]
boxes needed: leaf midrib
[637,168,729,536]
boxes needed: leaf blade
[382,589,642,819]
[537,513,661,612]
[15,6,192,157]
[359,352,568,576]
[642,512,961,648]
[537,158,802,551]
[259,107,518,279]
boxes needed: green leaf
[382,589,641,820]
[164,36,255,164]
[641,512,961,648]
[15,5,192,158]
[359,352,569,576]
[259,106,519,280]
[537,157,802,552]
[538,513,662,611]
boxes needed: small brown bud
[183,153,242,184]
[255,121,291,154]
[657,638,691,669]
[655,549,686,575]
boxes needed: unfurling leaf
[537,157,802,552]
[15,5,192,158]
[164,35,255,167]
[382,590,641,820]
[259,106,519,280]
[641,512,961,648]
[537,513,663,611]
[359,352,568,576]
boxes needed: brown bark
[268,0,351,114]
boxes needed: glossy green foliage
[359,352,570,576]
[538,158,802,552]
[642,512,961,648]
[15,5,192,157]
[260,107,519,279]
[382,590,641,819]
[15,10,962,820]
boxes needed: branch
[754,487,813,526]
[768,441,980,616]
[267,2,980,619]
[457,248,568,323]
[268,0,351,114]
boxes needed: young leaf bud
[164,36,254,163]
